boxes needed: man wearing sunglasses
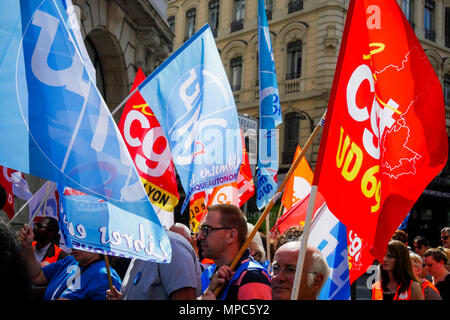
[413,236,430,258]
[198,204,271,300]
[441,227,450,249]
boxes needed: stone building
[166,0,450,242]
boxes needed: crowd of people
[1,205,449,301]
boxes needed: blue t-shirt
[42,255,122,300]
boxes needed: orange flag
[281,146,314,211]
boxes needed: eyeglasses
[414,245,423,249]
[441,235,449,240]
[34,223,48,230]
[271,263,317,277]
[199,225,232,237]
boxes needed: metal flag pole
[111,86,140,116]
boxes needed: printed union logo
[167,65,239,167]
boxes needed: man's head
[271,242,329,300]
[413,236,430,257]
[441,227,450,249]
[33,217,59,245]
[391,229,408,246]
[71,249,103,267]
[247,223,266,263]
[169,223,191,241]
[424,247,448,278]
[197,204,247,265]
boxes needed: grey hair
[409,252,423,265]
[307,250,330,295]
[441,227,450,234]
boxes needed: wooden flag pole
[289,184,319,300]
[210,112,325,297]
[104,255,114,291]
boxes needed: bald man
[271,241,330,300]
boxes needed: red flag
[118,68,179,211]
[313,0,448,261]
[189,191,207,233]
[271,191,325,236]
[0,166,15,219]
[237,132,255,207]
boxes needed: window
[185,8,196,41]
[168,15,175,32]
[288,0,303,14]
[424,0,435,41]
[85,37,105,97]
[402,0,414,29]
[282,112,300,164]
[446,7,450,48]
[286,40,302,80]
[444,74,450,107]
[265,0,273,20]
[209,0,220,37]
[230,57,242,91]
[231,0,245,32]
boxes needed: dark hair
[276,225,304,250]
[0,221,32,300]
[391,229,408,244]
[413,236,430,247]
[380,240,418,294]
[207,204,247,247]
[41,217,61,246]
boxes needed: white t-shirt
[34,242,51,263]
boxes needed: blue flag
[309,203,351,300]
[0,1,170,262]
[257,0,282,210]
[139,24,242,213]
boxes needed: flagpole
[8,181,46,224]
[265,212,271,265]
[104,255,114,291]
[26,182,56,230]
[111,86,139,116]
[289,184,318,300]
[210,111,326,297]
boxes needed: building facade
[167,0,450,243]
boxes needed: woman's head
[381,240,417,293]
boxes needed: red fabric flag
[118,68,179,211]
[0,166,15,219]
[313,0,448,261]
[237,131,255,207]
[189,191,207,233]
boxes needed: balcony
[231,20,244,33]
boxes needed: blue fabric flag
[309,204,351,300]
[138,24,242,213]
[0,1,170,262]
[257,0,282,210]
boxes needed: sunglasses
[414,245,423,249]
[441,235,449,240]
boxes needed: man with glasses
[198,204,271,300]
[413,236,430,258]
[32,217,67,267]
[271,241,329,300]
[441,227,450,249]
